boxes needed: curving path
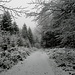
[1,51,55,75]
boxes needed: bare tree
[0,0,27,18]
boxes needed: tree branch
[0,0,27,18]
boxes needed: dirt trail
[1,51,55,75]
[1,50,69,75]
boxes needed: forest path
[1,50,55,75]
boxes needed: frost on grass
[0,47,31,73]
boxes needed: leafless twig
[0,0,27,18]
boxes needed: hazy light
[7,0,36,29]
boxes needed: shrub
[34,43,41,48]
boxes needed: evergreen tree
[1,11,12,32]
[28,0,75,48]
[21,23,28,39]
[41,31,58,48]
[28,27,34,46]
[12,22,19,34]
[35,36,39,43]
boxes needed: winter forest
[0,0,75,75]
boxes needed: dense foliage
[1,11,12,33]
[12,22,19,34]
[41,31,59,48]
[0,10,35,72]
[22,23,28,39]
[29,0,75,48]
[28,27,34,47]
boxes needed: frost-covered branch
[0,0,27,18]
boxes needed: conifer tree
[28,27,34,46]
[12,22,19,34]
[28,0,75,48]
[21,23,28,39]
[1,11,12,32]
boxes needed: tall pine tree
[21,23,28,39]
[12,22,19,34]
[28,0,75,48]
[1,11,12,32]
[28,27,34,46]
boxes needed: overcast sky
[7,0,36,29]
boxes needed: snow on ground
[0,50,69,75]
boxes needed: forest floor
[0,48,69,75]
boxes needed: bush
[0,47,31,70]
[17,37,24,46]
[17,37,31,47]
[34,43,41,48]
[51,48,75,72]
[41,31,58,48]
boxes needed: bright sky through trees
[7,0,36,29]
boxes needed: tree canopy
[12,22,19,34]
[28,27,34,46]
[27,0,75,48]
[1,11,12,32]
[0,0,27,17]
[21,23,28,39]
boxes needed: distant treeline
[0,11,36,52]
